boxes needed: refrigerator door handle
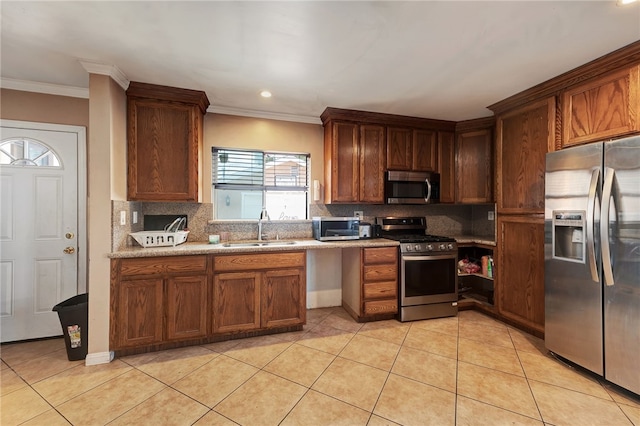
[600,167,615,286]
[586,168,600,282]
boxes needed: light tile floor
[2,308,639,425]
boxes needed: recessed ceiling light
[617,0,637,5]
[260,90,272,98]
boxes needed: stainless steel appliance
[376,217,458,321]
[312,216,360,241]
[385,171,440,204]
[358,222,372,239]
[545,135,640,395]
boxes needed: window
[212,147,309,220]
[0,138,61,167]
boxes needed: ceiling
[1,1,639,123]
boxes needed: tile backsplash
[112,201,495,251]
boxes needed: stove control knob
[414,244,421,251]
[405,244,412,252]
[426,244,433,251]
[439,244,446,251]
[447,243,454,250]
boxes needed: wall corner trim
[85,351,115,366]
[1,77,89,99]
[79,59,130,91]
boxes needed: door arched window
[0,138,61,167]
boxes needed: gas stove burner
[374,216,457,254]
[386,234,456,244]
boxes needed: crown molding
[79,59,130,91]
[208,105,321,125]
[0,77,89,98]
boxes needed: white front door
[0,120,86,343]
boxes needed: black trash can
[52,293,88,361]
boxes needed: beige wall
[0,89,89,127]
[203,114,324,204]
[86,74,126,360]
[109,79,127,200]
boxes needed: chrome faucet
[258,208,270,241]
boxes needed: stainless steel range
[376,217,458,322]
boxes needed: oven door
[401,254,458,305]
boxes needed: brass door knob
[63,247,76,254]
[65,232,75,239]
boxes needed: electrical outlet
[120,211,126,225]
[488,211,495,221]
[354,211,364,219]
[132,211,138,224]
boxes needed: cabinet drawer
[119,255,207,277]
[363,281,397,300]
[214,251,305,272]
[363,247,398,265]
[363,264,397,282]
[364,299,398,315]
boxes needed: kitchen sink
[222,240,297,248]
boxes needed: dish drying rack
[130,217,189,248]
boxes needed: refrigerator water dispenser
[552,211,586,263]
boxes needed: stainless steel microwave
[312,217,360,241]
[385,170,440,204]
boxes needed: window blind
[212,148,309,190]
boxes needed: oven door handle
[402,254,457,261]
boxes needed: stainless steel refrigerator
[545,135,639,395]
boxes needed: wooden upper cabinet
[386,128,412,170]
[126,82,209,202]
[359,124,386,203]
[413,130,438,171]
[321,107,456,204]
[387,128,437,171]
[455,126,493,204]
[323,120,385,204]
[562,65,640,147]
[495,97,555,214]
[437,131,455,203]
[327,121,359,203]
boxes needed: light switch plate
[120,211,126,225]
[488,211,495,221]
[132,211,138,224]
[354,211,363,219]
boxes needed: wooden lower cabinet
[213,271,261,333]
[342,246,398,321]
[111,251,306,352]
[496,215,545,334]
[166,275,209,341]
[262,269,306,328]
[117,278,164,348]
[213,251,306,334]
[111,255,209,350]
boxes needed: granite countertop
[451,235,496,247]
[109,238,400,259]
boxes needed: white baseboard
[85,351,114,366]
[307,289,342,309]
